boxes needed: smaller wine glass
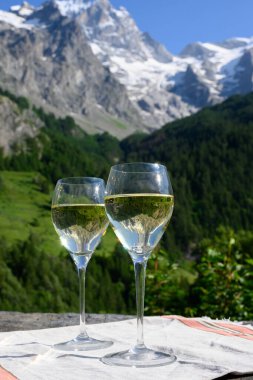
[51,177,113,351]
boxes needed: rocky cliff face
[0,2,145,138]
[233,48,253,95]
[0,95,43,154]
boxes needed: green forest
[0,88,253,320]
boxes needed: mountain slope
[1,85,252,254]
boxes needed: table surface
[0,312,252,380]
[0,311,133,332]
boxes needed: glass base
[54,334,113,352]
[101,345,176,367]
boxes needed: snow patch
[113,6,129,18]
[18,7,33,17]
[25,17,46,28]
[202,42,229,53]
[10,2,35,17]
[10,5,21,11]
[0,10,32,30]
[90,42,103,55]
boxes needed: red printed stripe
[215,321,253,335]
[0,367,17,380]
[163,315,253,341]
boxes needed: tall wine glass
[51,177,112,351]
[102,163,176,367]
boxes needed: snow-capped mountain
[48,0,253,127]
[0,1,145,138]
[0,0,253,133]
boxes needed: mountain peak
[75,0,173,64]
[53,0,112,17]
[10,1,34,17]
[97,0,111,7]
[180,42,214,59]
[53,0,92,17]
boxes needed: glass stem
[134,259,147,348]
[78,266,88,338]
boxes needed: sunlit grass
[0,171,118,257]
[0,171,60,255]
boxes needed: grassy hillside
[0,171,57,252]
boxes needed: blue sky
[1,0,253,54]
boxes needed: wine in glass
[51,177,113,351]
[102,163,176,367]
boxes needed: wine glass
[102,163,176,367]
[51,177,113,351]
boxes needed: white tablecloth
[0,316,253,380]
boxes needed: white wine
[52,204,108,255]
[105,194,174,255]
